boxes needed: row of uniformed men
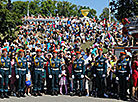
[0,48,130,100]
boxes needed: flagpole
[27,0,29,16]
[109,0,111,23]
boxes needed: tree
[12,1,28,19]
[41,0,57,17]
[0,0,98,39]
[110,0,138,21]
[99,7,109,20]
[0,0,18,38]
[133,0,138,15]
[12,0,97,18]
[89,9,97,18]
[29,0,41,16]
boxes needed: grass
[103,47,108,53]
[81,41,94,51]
[80,41,108,53]
[0,31,19,40]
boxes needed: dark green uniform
[72,58,85,95]
[0,56,11,93]
[116,58,130,99]
[41,58,47,93]
[32,56,44,93]
[15,57,28,94]
[94,55,107,97]
[49,57,61,94]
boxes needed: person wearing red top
[131,55,138,98]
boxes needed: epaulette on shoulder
[81,58,84,60]
[15,57,18,60]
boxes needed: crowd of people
[0,15,137,101]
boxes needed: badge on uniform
[119,66,121,69]
[74,64,77,68]
[92,62,94,66]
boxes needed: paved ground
[0,95,127,102]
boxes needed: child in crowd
[85,63,92,96]
[59,64,68,95]
[25,62,32,96]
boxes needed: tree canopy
[0,0,97,39]
[99,7,109,20]
[0,0,20,39]
[110,0,138,21]
[11,0,97,17]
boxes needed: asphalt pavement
[0,94,127,102]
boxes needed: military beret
[76,51,81,54]
[53,50,58,53]
[19,49,24,52]
[2,48,7,52]
[98,48,103,51]
[120,52,126,55]
[36,49,41,52]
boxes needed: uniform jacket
[49,57,61,74]
[72,58,85,75]
[15,56,28,75]
[116,58,130,77]
[94,55,107,75]
[0,56,11,75]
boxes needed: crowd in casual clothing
[0,15,137,101]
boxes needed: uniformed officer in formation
[32,49,44,96]
[94,48,107,97]
[0,48,11,98]
[41,53,47,94]
[116,52,130,100]
[49,50,61,96]
[72,51,85,96]
[15,49,28,97]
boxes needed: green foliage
[29,0,41,16]
[99,7,115,21]
[11,0,97,18]
[132,0,138,15]
[111,0,138,21]
[41,0,57,16]
[0,0,97,39]
[99,7,109,20]
[0,0,18,38]
[12,1,28,18]
[81,41,94,51]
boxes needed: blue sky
[12,0,109,16]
